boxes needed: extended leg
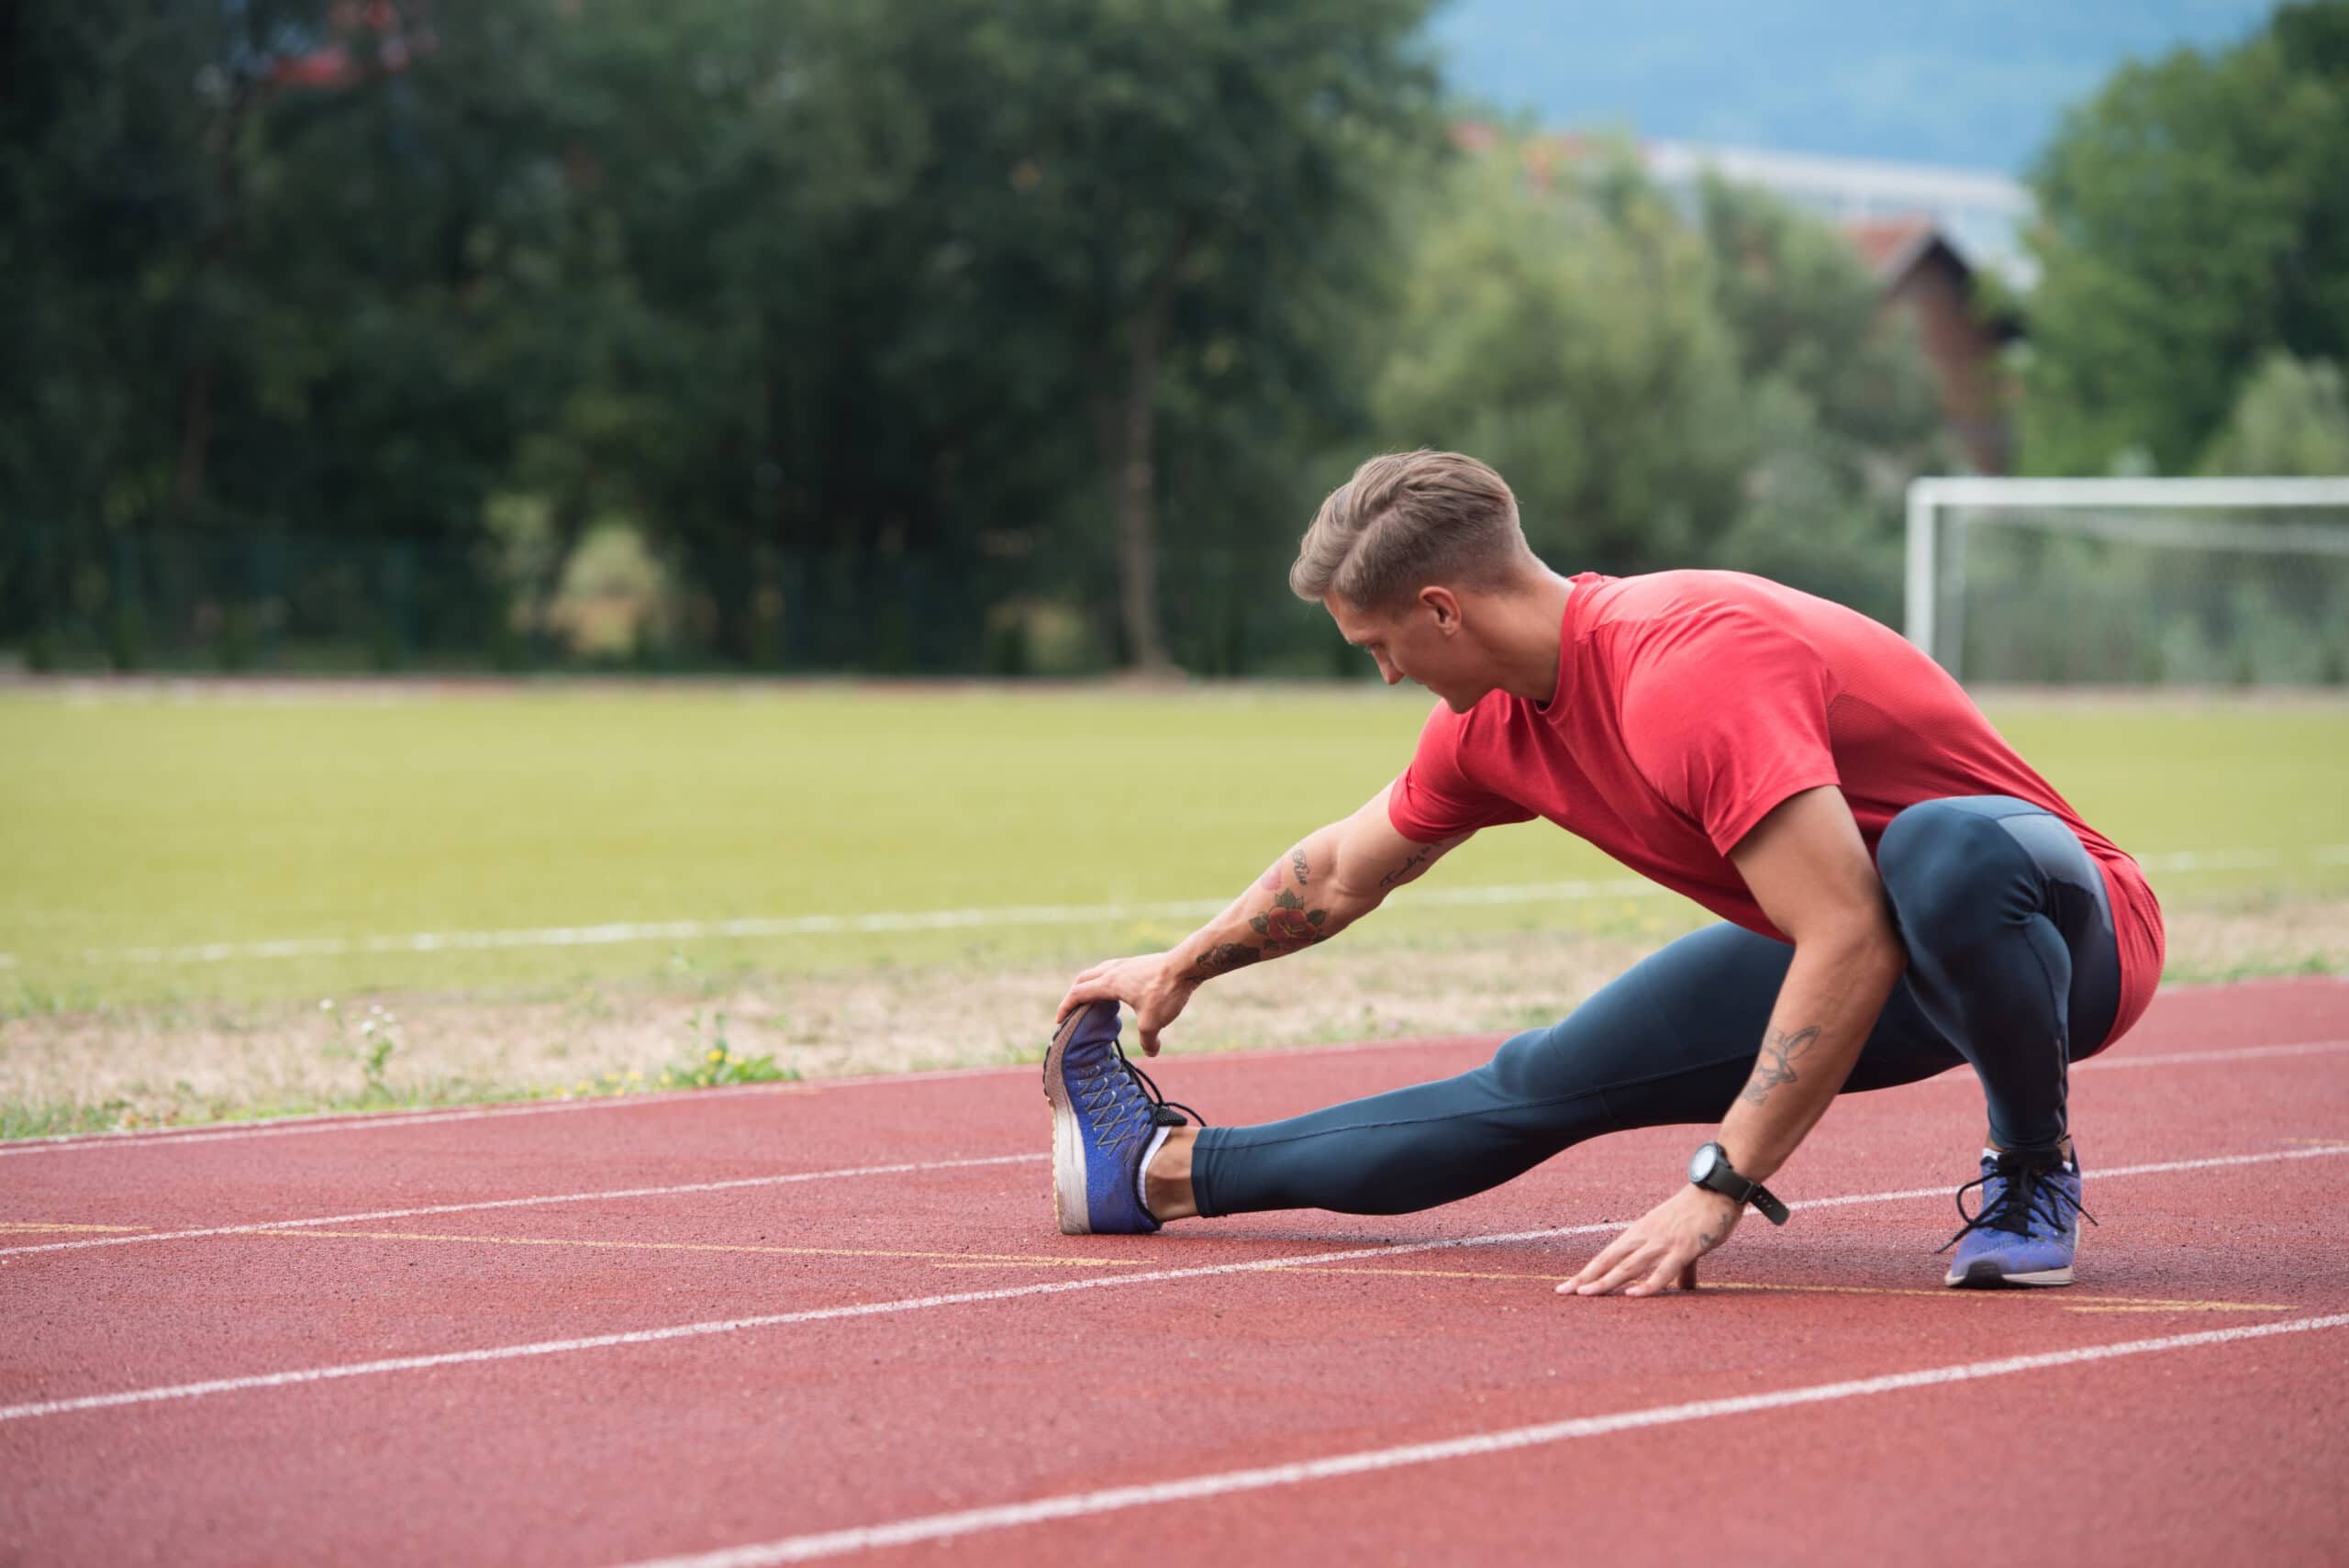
[1182,921,1954,1219]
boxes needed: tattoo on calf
[1738,1023,1821,1106]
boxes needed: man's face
[1324,589,1489,712]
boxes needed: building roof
[1842,217,1957,285]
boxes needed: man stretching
[1049,450,2164,1296]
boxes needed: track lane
[5,1138,2343,1556]
[2,979,2343,1566]
[5,1020,2343,1399]
[771,1316,2349,1568]
[6,1207,2341,1566]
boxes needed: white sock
[1136,1124,1174,1218]
[1986,1144,2076,1171]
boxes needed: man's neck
[1489,571,1575,706]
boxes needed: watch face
[1688,1143,1720,1184]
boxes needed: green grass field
[4,684,2345,1016]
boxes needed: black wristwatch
[1687,1141,1790,1226]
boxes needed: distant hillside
[1430,0,2276,172]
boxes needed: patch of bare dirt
[6,903,2343,1132]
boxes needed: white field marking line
[2139,849,2283,872]
[0,1154,1045,1259]
[0,1079,834,1159]
[2076,1037,2349,1072]
[4,1142,2343,1425]
[13,1022,2343,1165]
[20,838,2346,974]
[0,1225,1609,1423]
[9,1132,2332,1265]
[45,878,1660,971]
[615,1312,2349,1568]
[0,1030,1514,1154]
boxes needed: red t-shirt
[1387,571,2165,1050]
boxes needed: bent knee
[1878,802,2033,952]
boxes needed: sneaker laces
[1935,1151,2098,1254]
[1074,1037,1205,1147]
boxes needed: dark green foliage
[2024,1,2349,474]
[0,1,1988,672]
[1369,141,1947,624]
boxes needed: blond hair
[1289,451,1531,609]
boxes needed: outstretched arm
[1056,784,1467,1055]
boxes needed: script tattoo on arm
[1291,848,1310,887]
[1738,1024,1821,1107]
[1376,834,1464,891]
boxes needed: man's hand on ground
[1057,954,1195,1056]
[1562,1184,1742,1298]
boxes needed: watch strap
[1691,1145,1791,1226]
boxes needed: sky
[1430,0,2282,172]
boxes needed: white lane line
[61,878,1660,969]
[31,837,2347,973]
[2139,850,2283,872]
[0,1031,1509,1156]
[2078,1038,2349,1071]
[0,1226,1605,1423]
[615,1312,2349,1568]
[0,1155,1046,1258]
[0,1081,812,1159]
[13,1023,2342,1162]
[5,1142,2342,1426]
[1793,1144,2349,1212]
[6,1113,2333,1263]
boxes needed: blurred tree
[1371,146,1749,572]
[2023,1,2349,474]
[539,0,942,666]
[2,1,594,665]
[1694,176,1947,621]
[2200,353,2349,475]
[1367,143,1944,623]
[880,0,1441,669]
[1696,176,1944,465]
[0,0,262,663]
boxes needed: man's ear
[1419,585,1464,635]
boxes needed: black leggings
[1190,796,2122,1218]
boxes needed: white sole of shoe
[1042,1005,1097,1237]
[1945,1261,2074,1288]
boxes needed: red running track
[3,979,2346,1566]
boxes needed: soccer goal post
[1904,476,2349,686]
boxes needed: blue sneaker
[1940,1147,2097,1287]
[1043,1001,1198,1236]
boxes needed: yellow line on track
[1281,1265,2293,1312]
[0,1220,150,1233]
[168,1224,2313,1307]
[239,1227,1144,1269]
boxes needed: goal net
[1904,478,2349,685]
